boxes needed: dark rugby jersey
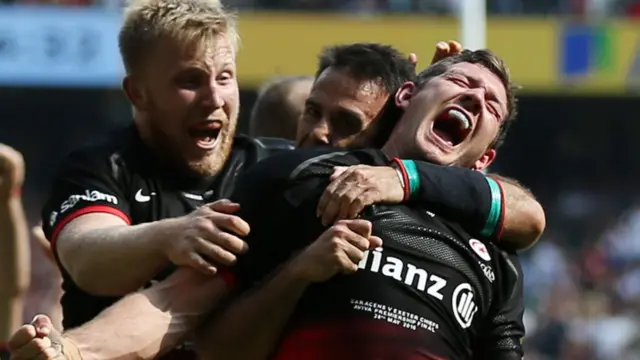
[226,148,525,360]
[41,125,294,330]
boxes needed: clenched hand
[317,165,404,225]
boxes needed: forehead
[442,62,508,111]
[147,36,235,72]
[310,67,387,120]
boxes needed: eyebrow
[447,69,507,114]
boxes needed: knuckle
[193,218,213,232]
[330,225,347,236]
[33,338,49,351]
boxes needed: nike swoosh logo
[135,189,155,203]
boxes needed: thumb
[31,314,54,336]
[207,199,240,213]
[368,236,383,249]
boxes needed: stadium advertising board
[0,7,638,93]
[237,14,640,94]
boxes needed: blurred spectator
[249,76,313,140]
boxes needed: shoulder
[239,146,339,185]
[56,126,138,180]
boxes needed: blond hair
[119,0,239,74]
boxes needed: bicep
[56,213,130,267]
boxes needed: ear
[473,148,496,171]
[122,75,148,111]
[394,82,416,110]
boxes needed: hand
[408,40,464,67]
[8,315,79,360]
[164,199,250,275]
[0,143,25,200]
[317,165,404,225]
[290,219,383,283]
[431,40,463,64]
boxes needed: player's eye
[175,70,206,89]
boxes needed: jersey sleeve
[41,148,131,250]
[410,161,495,240]
[473,252,525,360]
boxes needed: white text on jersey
[359,247,447,300]
[60,190,118,213]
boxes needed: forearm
[65,268,226,360]
[0,196,30,342]
[407,161,545,249]
[488,175,545,250]
[58,217,178,296]
[196,263,309,360]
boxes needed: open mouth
[432,108,472,147]
[188,120,223,150]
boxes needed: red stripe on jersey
[50,205,131,267]
[217,267,236,289]
[272,318,447,360]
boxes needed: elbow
[516,201,546,250]
[58,239,133,297]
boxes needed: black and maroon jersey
[225,148,525,360]
[40,125,294,330]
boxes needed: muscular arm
[56,214,175,297]
[63,268,228,360]
[488,174,545,251]
[196,262,308,360]
[410,161,545,250]
[0,195,30,343]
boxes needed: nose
[458,89,484,116]
[309,119,330,145]
[202,82,224,110]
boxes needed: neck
[380,141,401,159]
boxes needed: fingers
[330,166,348,181]
[207,199,241,214]
[186,252,218,275]
[431,40,464,64]
[196,236,239,266]
[431,41,450,64]
[208,212,250,237]
[339,219,372,239]
[448,40,463,54]
[408,52,418,65]
[368,236,383,249]
[8,324,37,351]
[318,169,367,225]
[10,336,53,360]
[31,315,54,337]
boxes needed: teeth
[448,109,470,130]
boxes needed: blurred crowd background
[1,1,640,359]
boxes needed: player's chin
[186,155,225,177]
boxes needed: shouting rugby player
[8,0,542,358]
[9,48,536,360]
[195,49,528,360]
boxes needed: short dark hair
[249,76,313,140]
[316,43,416,95]
[416,49,519,149]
